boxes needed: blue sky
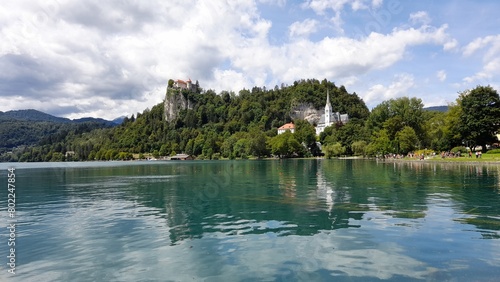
[0,0,499,119]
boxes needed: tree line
[1,79,499,162]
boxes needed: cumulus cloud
[437,70,447,82]
[363,74,415,106]
[289,19,319,38]
[303,0,371,14]
[0,0,466,119]
[462,35,500,86]
[409,11,431,25]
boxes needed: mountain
[424,106,448,112]
[111,116,126,125]
[0,109,120,150]
[0,109,121,125]
[0,109,70,123]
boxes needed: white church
[315,90,349,135]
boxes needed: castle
[173,79,195,91]
[315,90,349,135]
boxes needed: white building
[173,79,194,90]
[315,90,348,135]
[277,122,295,134]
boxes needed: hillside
[4,80,492,162]
[424,106,448,112]
[0,109,121,152]
[1,79,369,161]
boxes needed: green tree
[268,131,302,158]
[395,126,418,154]
[322,142,346,158]
[367,129,392,156]
[248,130,269,158]
[351,141,368,156]
[459,86,500,151]
[367,97,426,144]
[294,119,317,155]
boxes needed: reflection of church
[315,90,349,135]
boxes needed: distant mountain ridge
[0,109,123,150]
[424,106,448,112]
[0,109,122,125]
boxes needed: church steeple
[325,89,332,124]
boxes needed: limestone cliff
[290,103,321,125]
[163,88,196,122]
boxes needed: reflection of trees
[123,160,500,244]
[447,164,500,238]
[321,160,430,220]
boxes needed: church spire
[325,89,332,124]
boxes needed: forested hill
[0,109,120,153]
[0,109,119,126]
[1,79,369,161]
[2,81,499,162]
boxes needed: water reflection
[2,160,500,281]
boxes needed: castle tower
[324,89,332,125]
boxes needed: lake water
[1,159,500,281]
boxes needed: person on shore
[479,151,482,158]
[469,151,472,158]
[475,151,478,158]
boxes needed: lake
[1,159,500,281]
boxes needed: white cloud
[463,35,500,58]
[462,35,500,86]
[259,0,287,6]
[371,0,383,9]
[409,11,431,25]
[303,0,370,14]
[289,19,319,38]
[437,70,447,82]
[363,73,415,106]
[0,1,482,119]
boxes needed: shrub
[414,149,435,156]
[451,146,467,155]
[486,148,500,154]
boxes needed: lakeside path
[377,156,500,166]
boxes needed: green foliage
[395,126,418,154]
[351,141,368,156]
[458,86,500,151]
[3,80,499,162]
[486,149,500,154]
[322,118,369,154]
[367,97,426,144]
[367,129,392,156]
[451,146,467,154]
[322,142,346,159]
[268,131,303,158]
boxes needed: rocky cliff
[290,103,321,125]
[163,88,196,122]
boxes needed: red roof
[278,123,295,130]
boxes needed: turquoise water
[1,160,500,281]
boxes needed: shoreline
[378,157,500,166]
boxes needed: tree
[294,119,316,154]
[268,131,302,158]
[322,142,345,158]
[459,86,500,151]
[351,141,368,156]
[248,129,269,158]
[367,129,392,156]
[366,97,426,144]
[395,126,418,154]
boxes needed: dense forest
[1,79,499,162]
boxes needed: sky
[1,0,499,120]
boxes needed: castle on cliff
[164,78,198,122]
[173,79,195,91]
